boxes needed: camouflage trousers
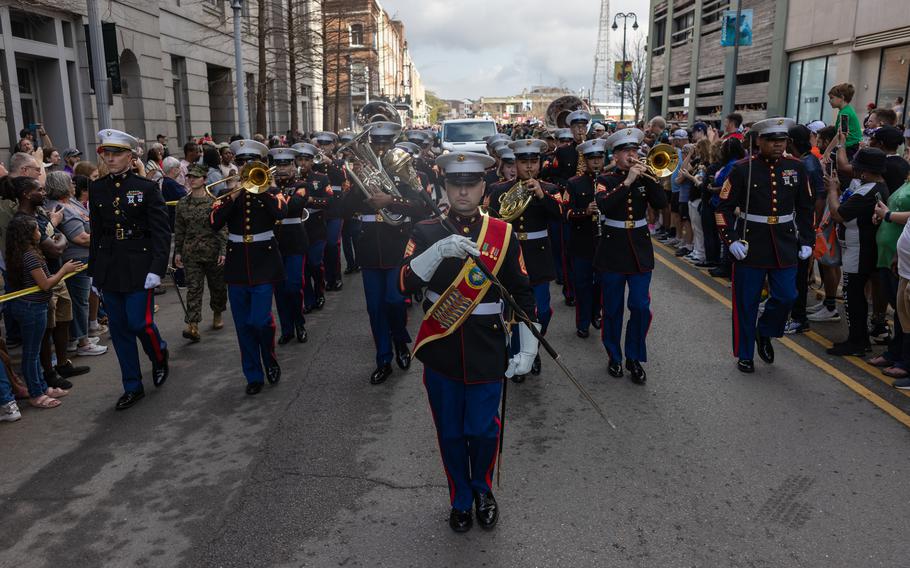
[184,258,227,323]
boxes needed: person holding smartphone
[828,83,863,160]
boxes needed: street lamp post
[231,0,249,138]
[612,12,639,122]
[347,55,354,130]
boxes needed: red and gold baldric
[413,215,511,355]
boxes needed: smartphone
[839,114,849,134]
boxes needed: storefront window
[877,45,910,125]
[786,56,834,124]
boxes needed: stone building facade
[1,0,324,161]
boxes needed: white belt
[281,218,303,225]
[516,229,548,241]
[228,230,274,243]
[331,185,342,193]
[426,291,502,316]
[306,208,320,215]
[601,217,647,229]
[361,214,410,223]
[738,213,794,225]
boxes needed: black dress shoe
[246,382,264,395]
[277,334,293,345]
[315,296,326,309]
[344,266,356,275]
[709,267,731,278]
[530,354,542,375]
[395,343,412,370]
[592,316,602,330]
[303,305,313,314]
[295,323,308,343]
[737,359,755,373]
[370,363,393,385]
[152,349,169,387]
[115,389,145,410]
[608,359,623,378]
[510,374,526,384]
[474,491,498,530]
[576,329,589,338]
[449,508,473,533]
[695,261,719,268]
[56,361,90,378]
[756,334,774,364]
[626,360,646,384]
[266,364,281,384]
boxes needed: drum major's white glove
[144,273,162,290]
[408,234,480,282]
[729,240,749,261]
[798,245,813,260]
[505,322,541,378]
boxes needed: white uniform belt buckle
[376,212,384,223]
[517,232,527,241]
[243,234,254,243]
[766,215,778,224]
[625,220,635,229]
[115,228,125,240]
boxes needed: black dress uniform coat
[273,180,309,256]
[313,159,348,219]
[715,155,815,269]
[88,171,171,293]
[565,172,600,260]
[594,169,668,273]
[550,143,581,187]
[210,190,286,285]
[342,181,431,270]
[399,214,536,383]
[300,170,332,243]
[487,178,563,284]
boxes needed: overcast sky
[381,0,651,100]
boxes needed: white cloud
[381,0,650,99]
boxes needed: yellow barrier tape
[0,265,88,305]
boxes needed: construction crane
[591,0,612,114]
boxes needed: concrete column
[0,6,24,141]
[660,0,674,117]
[766,0,790,116]
[53,18,76,149]
[687,0,703,125]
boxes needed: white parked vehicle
[440,119,498,154]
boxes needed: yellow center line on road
[652,249,910,430]
[653,241,910,398]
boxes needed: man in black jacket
[89,129,171,410]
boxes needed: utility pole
[347,55,354,130]
[231,0,250,138]
[86,0,111,129]
[722,0,743,119]
[612,12,639,122]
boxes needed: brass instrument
[382,147,424,196]
[631,143,679,182]
[357,100,401,128]
[498,179,535,222]
[544,95,592,178]
[205,161,275,202]
[337,126,406,226]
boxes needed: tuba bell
[357,100,402,129]
[206,161,275,202]
[545,95,589,129]
[644,143,679,179]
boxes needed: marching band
[90,98,812,532]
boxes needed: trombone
[205,161,276,203]
[630,143,678,182]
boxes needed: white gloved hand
[798,245,813,260]
[144,272,162,290]
[729,240,749,261]
[505,322,541,378]
[409,234,480,282]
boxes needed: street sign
[614,61,633,82]
[720,9,753,47]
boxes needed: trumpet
[205,161,276,203]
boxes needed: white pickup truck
[440,119,498,155]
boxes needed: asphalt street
[2,244,909,568]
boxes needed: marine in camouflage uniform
[174,164,228,341]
